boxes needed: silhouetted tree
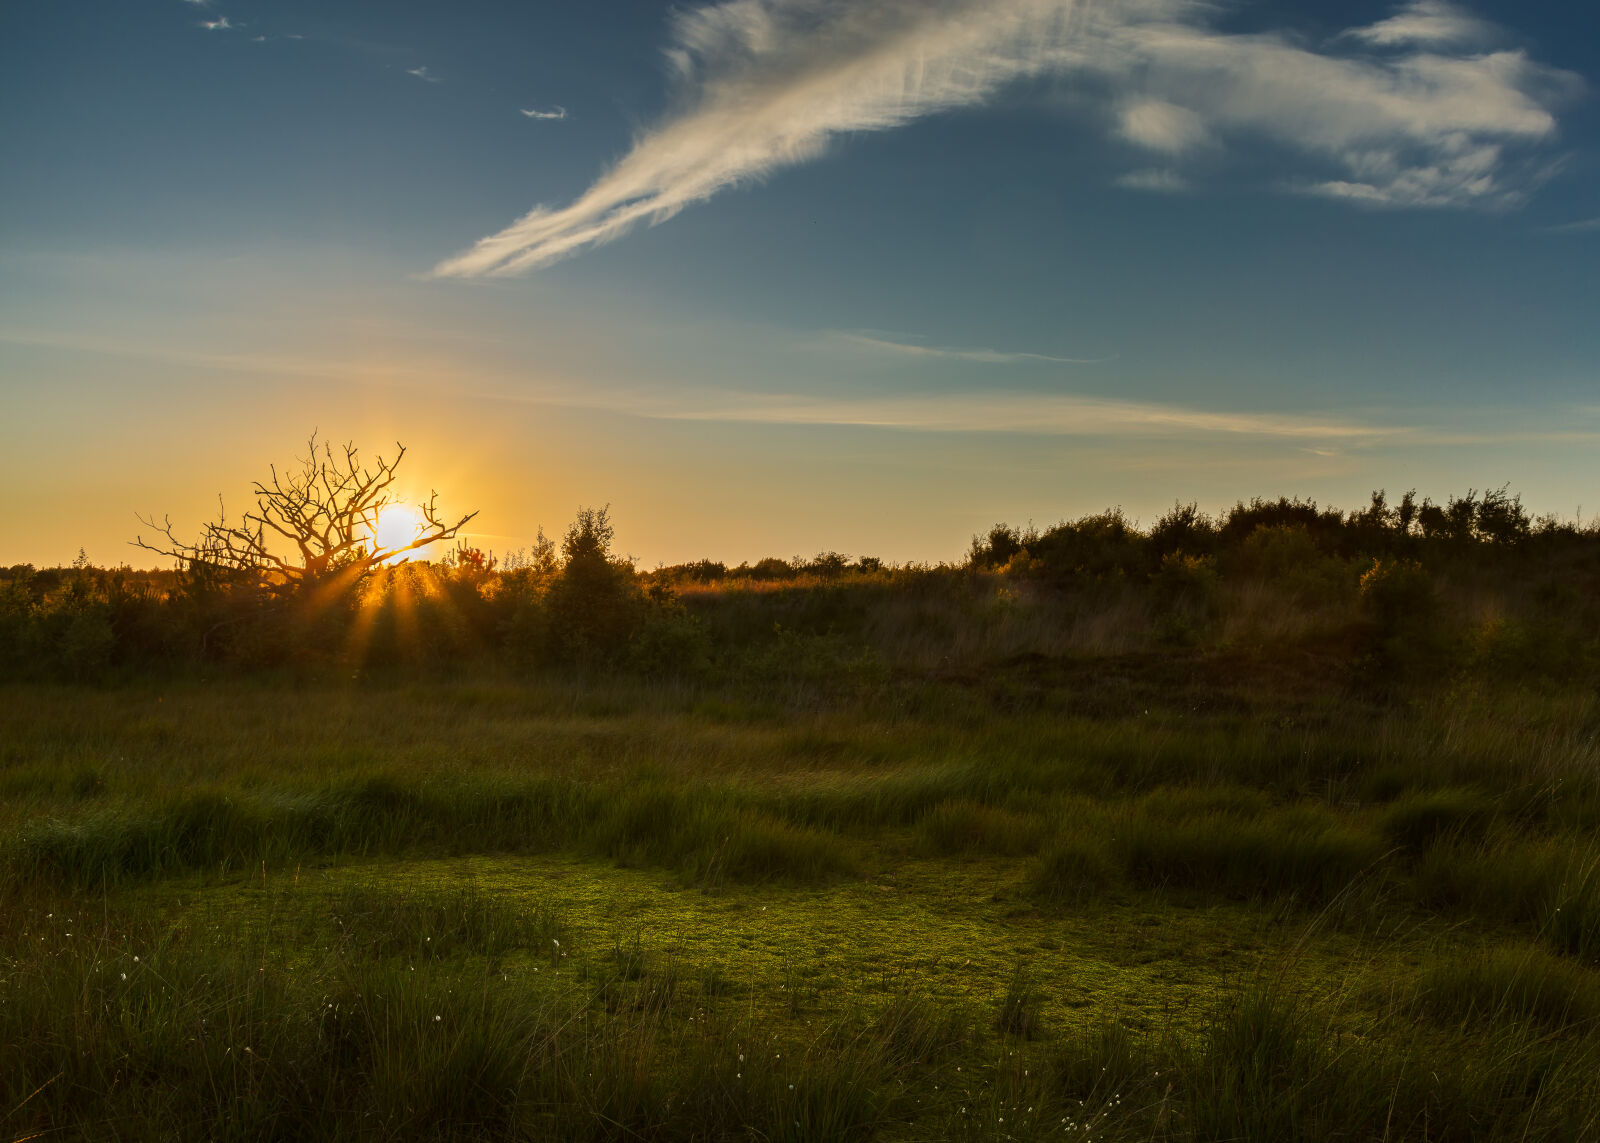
[135,434,476,593]
[545,505,644,660]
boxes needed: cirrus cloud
[433,0,1581,277]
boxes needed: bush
[1150,552,1219,605]
[627,606,712,677]
[1028,511,1147,583]
[1359,558,1437,630]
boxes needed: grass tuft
[1411,943,1600,1030]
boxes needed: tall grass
[7,648,1600,1136]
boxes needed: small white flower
[433,1015,442,1022]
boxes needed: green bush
[1359,558,1437,630]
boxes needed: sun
[372,503,425,556]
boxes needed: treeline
[3,489,1598,685]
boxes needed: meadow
[4,490,1600,1140]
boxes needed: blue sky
[2,0,1597,566]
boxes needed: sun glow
[373,503,425,557]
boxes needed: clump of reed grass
[1380,786,1494,853]
[870,990,973,1065]
[993,966,1044,1040]
[915,798,1045,857]
[1029,835,1119,903]
[8,770,854,891]
[1113,808,1382,901]
[328,884,562,959]
[1410,943,1600,1030]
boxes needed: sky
[2,0,1597,568]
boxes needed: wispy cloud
[521,106,568,120]
[1117,99,1209,153]
[1341,0,1498,49]
[650,389,1406,443]
[434,0,1579,277]
[9,325,1595,449]
[199,16,232,31]
[1115,167,1188,193]
[831,331,1110,365]
[647,389,1600,448]
[1542,216,1600,234]
[408,66,440,83]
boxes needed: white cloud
[199,16,231,31]
[831,331,1110,365]
[652,388,1405,442]
[433,0,1580,277]
[1342,0,1498,49]
[408,66,440,83]
[521,106,568,120]
[1118,98,1208,152]
[1542,216,1600,234]
[1115,167,1188,192]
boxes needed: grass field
[5,661,1600,1140]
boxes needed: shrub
[1028,511,1147,583]
[969,524,1036,570]
[1359,558,1437,629]
[1149,501,1218,560]
[627,605,712,677]
[1231,524,1322,580]
[1150,552,1219,606]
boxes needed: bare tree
[135,434,477,590]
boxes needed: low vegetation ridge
[4,485,1596,684]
